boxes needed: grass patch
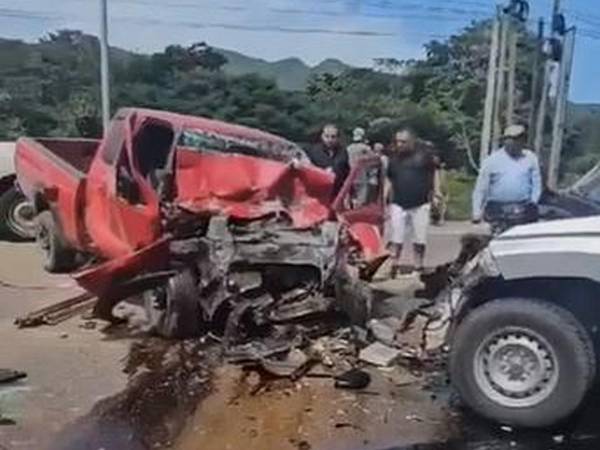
[445,170,476,221]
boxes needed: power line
[113,15,454,38]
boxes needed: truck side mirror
[116,166,141,204]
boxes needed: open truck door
[84,112,172,259]
[332,156,388,278]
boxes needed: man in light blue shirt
[472,125,542,225]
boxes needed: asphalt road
[2,222,596,450]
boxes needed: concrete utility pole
[492,12,510,151]
[100,0,111,134]
[548,27,575,189]
[480,11,501,165]
[506,19,518,126]
[528,18,545,148]
[534,62,551,156]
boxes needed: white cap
[352,127,366,142]
[503,124,526,138]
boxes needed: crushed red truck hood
[174,148,334,229]
[75,150,372,295]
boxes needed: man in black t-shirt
[305,124,350,197]
[385,129,441,277]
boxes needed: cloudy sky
[1,0,600,102]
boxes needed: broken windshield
[178,129,308,163]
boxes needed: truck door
[333,157,385,228]
[85,112,165,259]
[332,157,387,268]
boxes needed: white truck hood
[499,216,600,240]
[489,216,600,282]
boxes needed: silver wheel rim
[474,327,559,408]
[9,200,36,236]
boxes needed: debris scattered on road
[381,366,421,387]
[0,415,16,426]
[405,414,424,423]
[334,368,371,390]
[60,333,69,339]
[359,342,402,367]
[367,317,400,345]
[14,292,96,328]
[334,422,363,431]
[259,349,311,378]
[78,320,97,330]
[0,369,27,384]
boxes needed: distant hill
[568,103,600,125]
[0,36,350,92]
[217,48,350,90]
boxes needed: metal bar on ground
[15,292,97,328]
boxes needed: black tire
[144,269,204,339]
[0,187,36,241]
[450,298,596,428]
[36,211,76,273]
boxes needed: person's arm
[530,153,542,204]
[472,159,491,222]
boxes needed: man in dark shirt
[385,128,440,277]
[305,124,350,196]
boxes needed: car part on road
[450,298,596,428]
[0,369,27,384]
[0,186,36,241]
[334,368,371,390]
[35,211,76,273]
[14,292,96,328]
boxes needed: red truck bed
[15,138,99,249]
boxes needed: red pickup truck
[15,108,386,337]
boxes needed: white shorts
[388,203,430,245]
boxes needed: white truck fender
[490,217,600,283]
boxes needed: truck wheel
[0,187,36,241]
[450,298,596,428]
[144,269,204,339]
[36,211,76,273]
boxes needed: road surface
[0,223,597,450]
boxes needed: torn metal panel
[175,150,333,229]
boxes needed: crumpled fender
[346,222,389,278]
[74,236,170,297]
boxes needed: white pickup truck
[443,218,600,428]
[0,142,35,240]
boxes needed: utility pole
[100,0,111,134]
[548,27,575,189]
[534,62,551,156]
[480,11,501,164]
[528,18,545,148]
[506,19,518,126]
[492,12,509,150]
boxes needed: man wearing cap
[346,127,374,166]
[472,124,542,230]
